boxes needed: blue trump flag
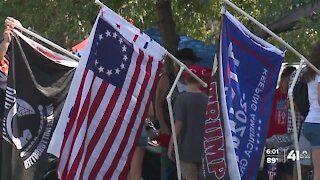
[220,11,284,179]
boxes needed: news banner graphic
[264,148,311,164]
[48,5,166,180]
[1,31,76,180]
[220,11,283,179]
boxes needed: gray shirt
[174,92,208,162]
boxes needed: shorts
[137,127,148,147]
[298,134,312,166]
[180,161,201,179]
[303,122,320,148]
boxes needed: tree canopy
[1,0,320,62]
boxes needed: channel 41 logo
[286,150,310,161]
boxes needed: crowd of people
[1,17,320,180]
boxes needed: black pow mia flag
[1,34,75,180]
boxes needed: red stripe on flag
[62,76,96,178]
[119,61,163,178]
[88,50,145,178]
[104,54,153,178]
[67,81,109,178]
[58,69,88,179]
[78,87,122,179]
[60,69,88,152]
[133,34,138,42]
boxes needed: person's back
[174,92,208,162]
[168,65,208,180]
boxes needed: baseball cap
[184,65,204,79]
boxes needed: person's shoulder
[178,92,207,98]
[176,91,188,98]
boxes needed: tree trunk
[259,2,320,38]
[156,0,179,74]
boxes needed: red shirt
[267,88,288,138]
[0,57,9,75]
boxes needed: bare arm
[0,30,11,60]
[173,120,182,137]
[155,75,170,135]
[0,17,23,60]
[168,120,183,160]
[147,101,154,117]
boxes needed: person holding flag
[0,17,22,87]
[0,17,22,119]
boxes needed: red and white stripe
[57,47,162,179]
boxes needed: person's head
[304,40,320,83]
[184,65,204,87]
[176,48,198,67]
[279,65,296,92]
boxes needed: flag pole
[94,0,104,7]
[166,66,184,180]
[6,21,81,61]
[288,59,305,180]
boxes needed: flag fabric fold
[1,31,76,180]
[220,11,284,179]
[202,57,239,179]
[49,5,166,179]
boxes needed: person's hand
[3,29,12,43]
[4,17,22,30]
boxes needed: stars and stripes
[86,18,133,88]
[56,10,165,180]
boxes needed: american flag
[55,8,165,179]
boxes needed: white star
[113,32,117,38]
[123,55,128,61]
[106,69,112,76]
[257,140,260,144]
[122,45,127,52]
[118,38,123,44]
[98,66,104,73]
[120,63,125,69]
[105,30,111,37]
[99,34,103,41]
[115,68,120,74]
[95,59,99,66]
[96,42,99,46]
